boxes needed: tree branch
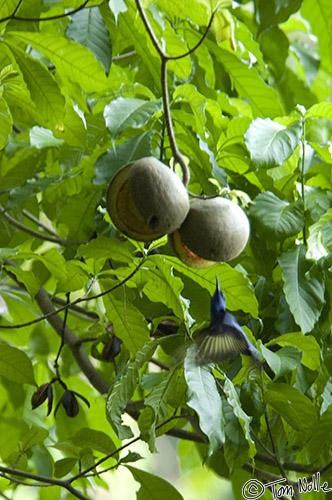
[0,258,145,330]
[0,466,91,500]
[0,205,86,246]
[0,0,101,24]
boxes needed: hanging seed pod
[106,157,189,241]
[169,197,250,268]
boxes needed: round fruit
[106,157,189,241]
[169,197,250,267]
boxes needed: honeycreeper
[196,277,261,365]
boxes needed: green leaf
[54,457,77,478]
[103,97,162,138]
[77,236,135,263]
[165,257,259,317]
[266,332,321,371]
[0,343,36,385]
[102,292,150,353]
[29,127,64,149]
[245,118,301,168]
[7,175,62,209]
[126,465,184,500]
[173,84,206,136]
[249,191,304,241]
[21,426,49,451]
[279,245,325,333]
[265,383,317,433]
[306,207,332,260]
[10,32,108,93]
[4,266,40,298]
[6,41,65,129]
[106,339,160,439]
[261,344,302,377]
[93,132,153,185]
[305,102,332,122]
[142,256,192,324]
[0,95,12,149]
[301,0,332,69]
[144,367,178,423]
[257,0,302,30]
[184,344,225,455]
[216,49,283,118]
[66,8,111,73]
[70,428,117,454]
[223,376,256,458]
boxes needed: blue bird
[196,277,261,365]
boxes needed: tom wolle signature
[242,473,331,499]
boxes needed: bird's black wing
[196,312,258,364]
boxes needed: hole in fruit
[148,215,159,229]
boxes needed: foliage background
[1,0,332,499]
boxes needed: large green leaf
[127,466,184,500]
[257,0,302,30]
[102,292,150,353]
[216,49,283,118]
[77,236,135,263]
[0,95,12,149]
[93,131,153,185]
[306,207,332,260]
[6,42,65,129]
[266,332,321,371]
[66,8,112,73]
[265,383,317,433]
[279,245,325,333]
[166,257,259,317]
[245,118,301,168]
[249,191,304,241]
[0,343,36,386]
[223,376,256,458]
[106,340,160,439]
[103,97,162,138]
[184,344,225,455]
[70,428,117,454]
[10,32,108,93]
[141,256,192,324]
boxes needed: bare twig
[0,0,101,24]
[22,209,59,237]
[0,258,145,330]
[0,205,86,246]
[0,466,91,500]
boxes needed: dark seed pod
[31,383,50,409]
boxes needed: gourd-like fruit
[106,157,189,241]
[169,197,250,268]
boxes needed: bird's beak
[215,275,220,292]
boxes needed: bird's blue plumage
[196,276,260,364]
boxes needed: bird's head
[210,276,226,326]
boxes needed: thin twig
[0,258,145,330]
[22,209,59,237]
[112,50,137,61]
[0,466,91,500]
[0,205,86,246]
[0,0,100,24]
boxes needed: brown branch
[0,258,145,330]
[22,209,59,237]
[0,205,86,246]
[0,466,91,500]
[0,0,101,24]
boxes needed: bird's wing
[196,329,249,364]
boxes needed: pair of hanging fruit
[106,157,249,268]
